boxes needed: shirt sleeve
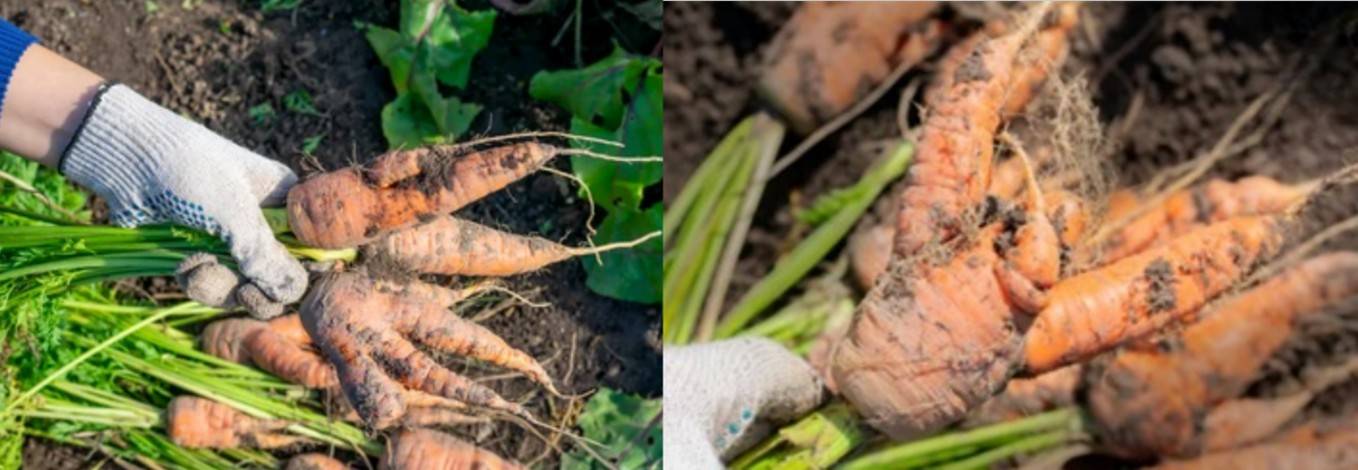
[0,19,37,121]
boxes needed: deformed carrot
[381,428,524,470]
[301,272,547,429]
[202,315,336,389]
[1085,252,1358,458]
[834,224,1030,439]
[893,3,1078,255]
[757,2,941,133]
[166,396,301,449]
[288,142,558,249]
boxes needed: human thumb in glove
[665,337,826,469]
[0,40,305,318]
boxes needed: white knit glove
[664,338,825,469]
[61,83,306,318]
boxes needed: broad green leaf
[529,46,653,129]
[615,66,663,187]
[364,26,414,93]
[569,117,632,212]
[582,204,662,304]
[399,0,445,39]
[431,95,482,139]
[381,93,443,149]
[426,3,496,89]
[561,387,662,469]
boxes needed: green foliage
[561,388,660,470]
[530,47,663,304]
[0,152,88,225]
[795,183,873,227]
[530,46,654,130]
[284,89,323,116]
[260,0,301,13]
[363,0,495,150]
[248,102,276,126]
[301,134,325,156]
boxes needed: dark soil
[4,0,659,468]
[666,1,1358,467]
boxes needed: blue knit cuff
[0,19,36,123]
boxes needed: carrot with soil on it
[166,396,304,449]
[204,311,502,427]
[299,271,553,429]
[966,364,1083,426]
[1150,419,1358,470]
[1085,252,1358,459]
[382,428,524,470]
[286,137,654,249]
[757,2,941,134]
[362,214,659,276]
[892,2,1078,255]
[1085,175,1312,264]
[1022,214,1288,373]
[832,3,1084,433]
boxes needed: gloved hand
[664,337,826,469]
[61,83,306,318]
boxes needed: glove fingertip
[236,284,288,320]
[178,257,241,308]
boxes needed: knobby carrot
[1086,252,1358,458]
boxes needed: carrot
[1151,422,1358,470]
[757,2,940,133]
[1090,176,1308,263]
[287,454,349,470]
[300,271,548,429]
[893,3,1078,255]
[202,315,338,389]
[204,312,491,428]
[1085,252,1358,458]
[966,364,1083,426]
[833,223,1037,439]
[288,141,574,249]
[835,124,1073,440]
[382,428,523,470]
[166,396,302,449]
[1023,215,1288,374]
[849,185,1085,290]
[362,215,654,276]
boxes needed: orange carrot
[286,454,349,470]
[834,222,1039,439]
[166,396,301,449]
[757,2,941,133]
[1085,252,1358,458]
[381,428,524,470]
[1151,422,1358,470]
[966,364,1083,426]
[1024,215,1287,374]
[361,215,636,276]
[288,141,559,249]
[893,3,1078,255]
[1091,176,1307,263]
[300,272,548,429]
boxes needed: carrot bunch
[269,134,659,431]
[831,2,1083,439]
[828,0,1358,446]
